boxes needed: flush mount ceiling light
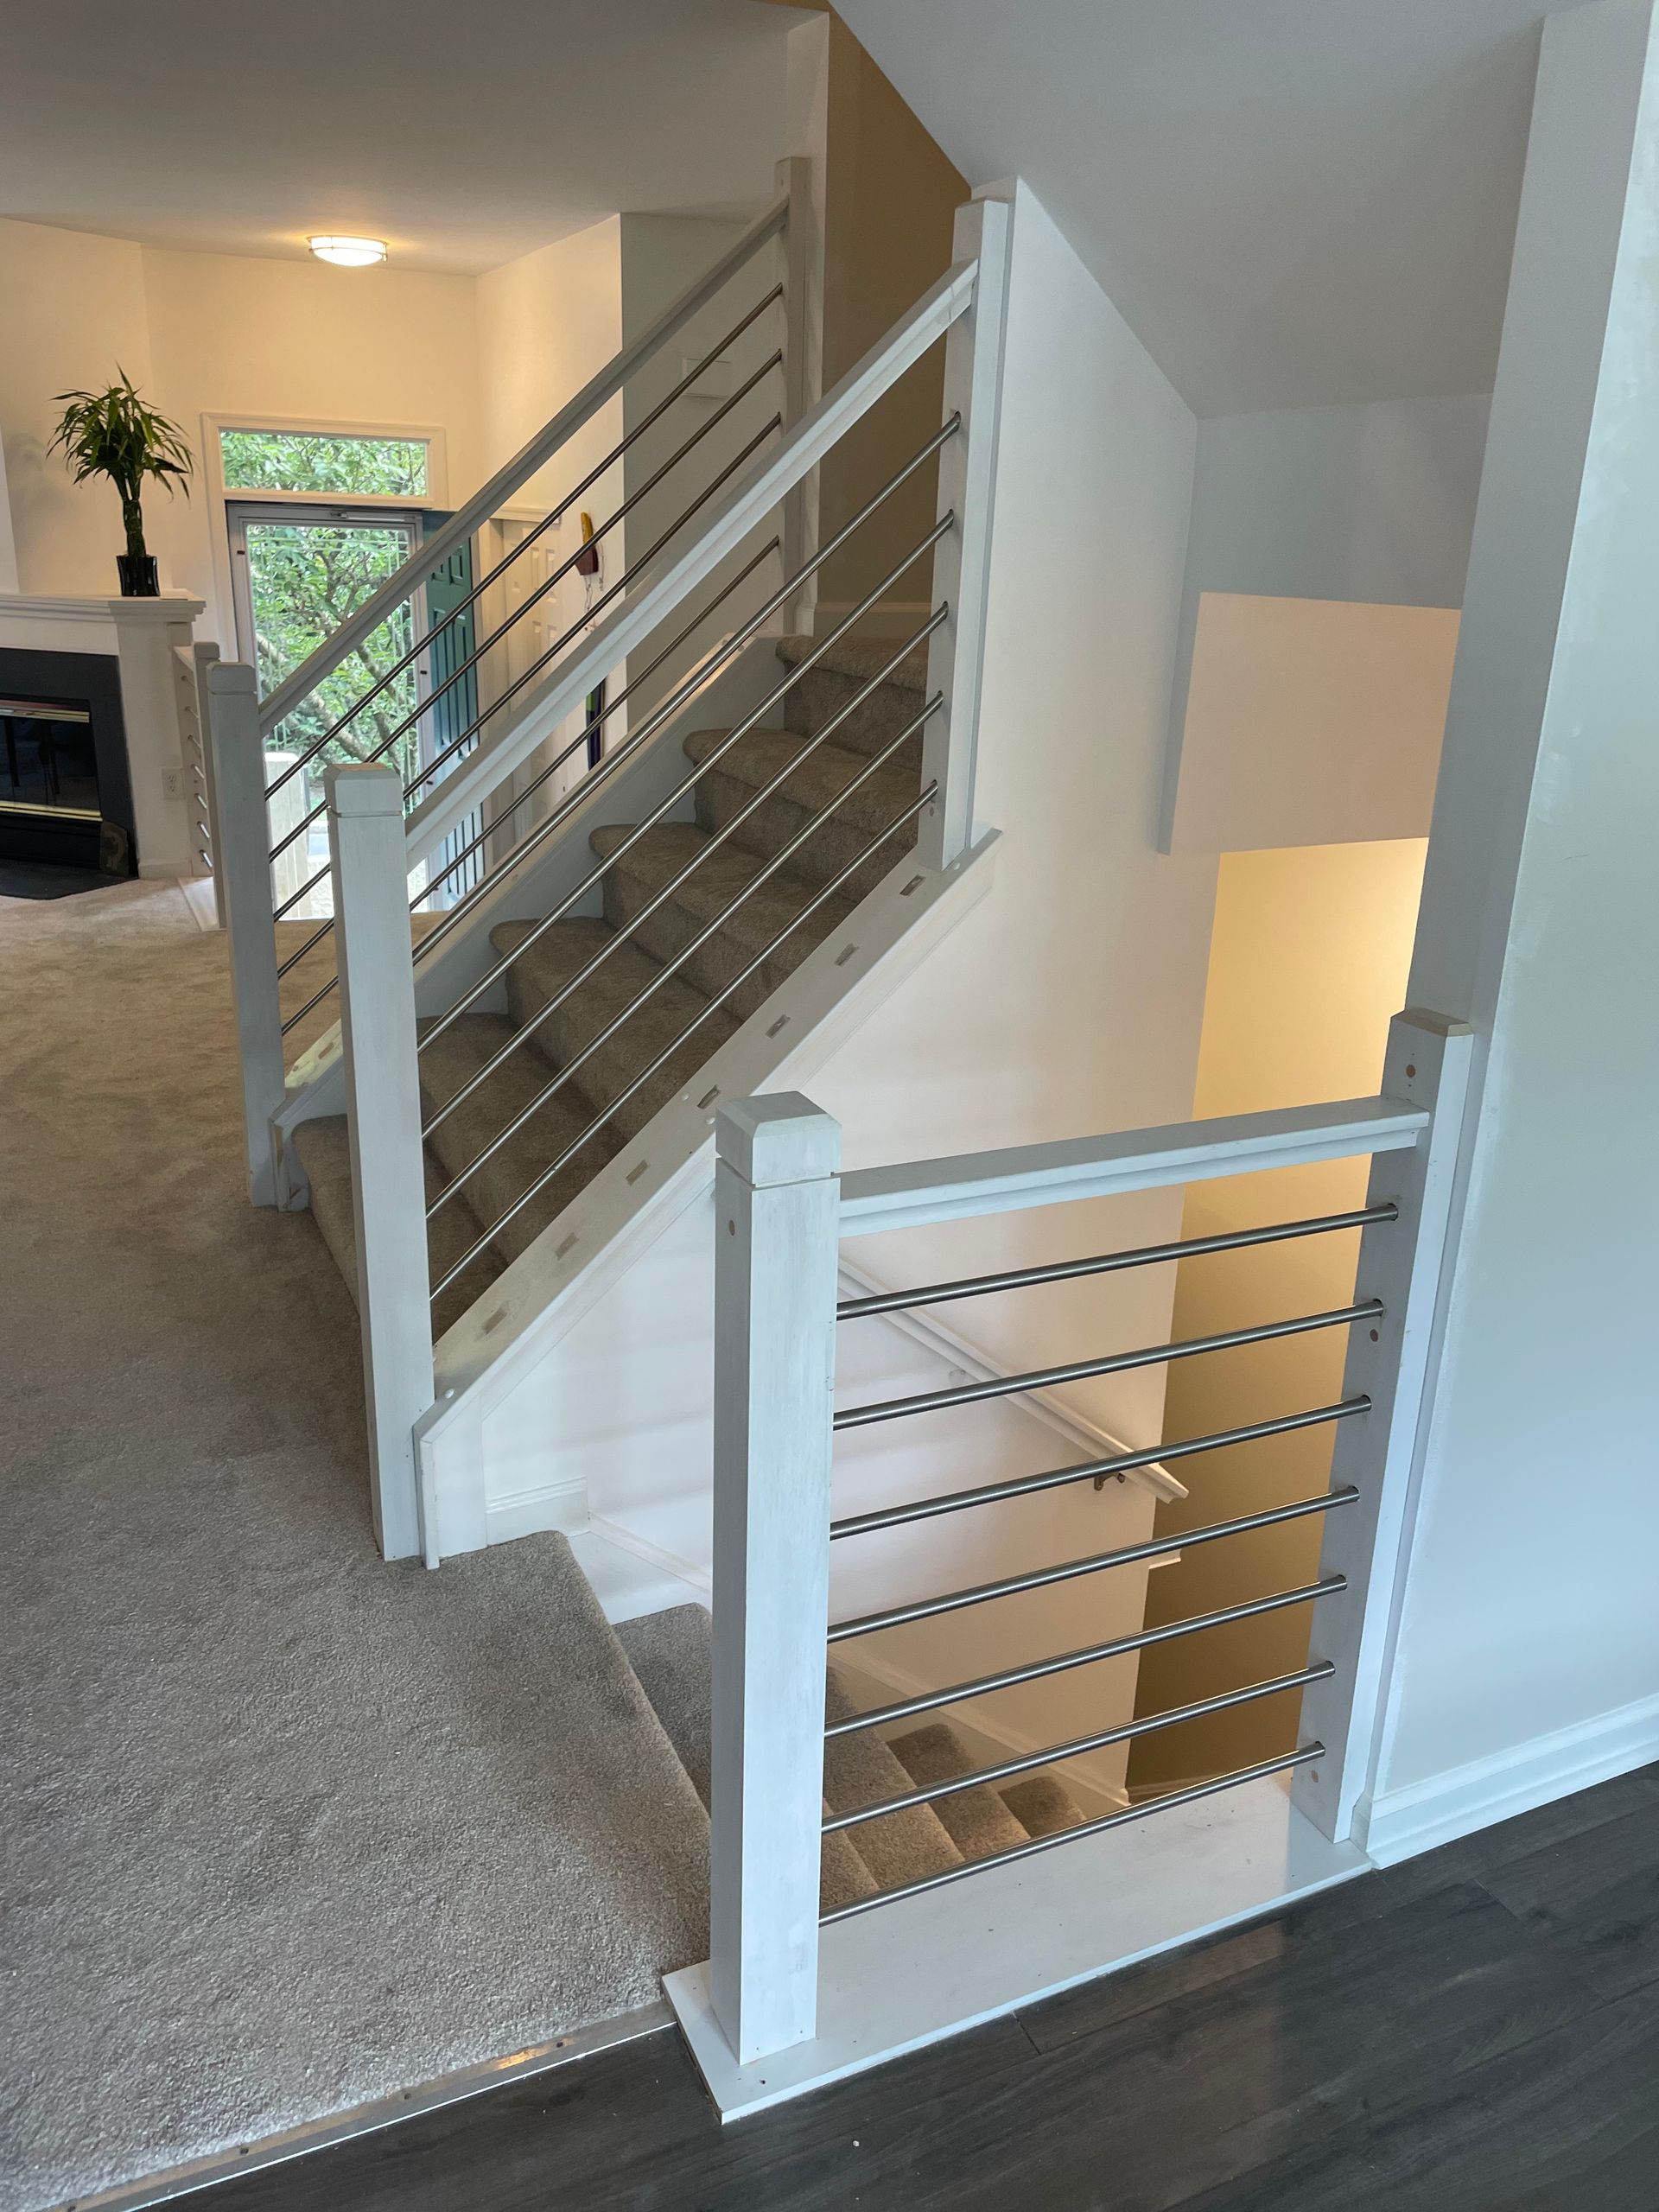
[308,235,387,268]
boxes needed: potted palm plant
[48,371,194,596]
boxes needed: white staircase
[206,171,1014,1569]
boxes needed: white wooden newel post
[919,186,1013,873]
[1295,1007,1474,1845]
[326,762,433,1565]
[709,1093,842,2067]
[207,661,285,1207]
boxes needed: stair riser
[781,663,928,763]
[694,768,920,904]
[601,870,840,1026]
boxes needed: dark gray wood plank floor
[206,1764,1659,2211]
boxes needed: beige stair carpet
[0,880,708,2212]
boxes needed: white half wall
[1370,0,1659,1847]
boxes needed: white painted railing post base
[327,763,434,1565]
[1295,1007,1475,1846]
[207,662,285,1207]
[918,186,1014,874]
[709,1093,842,2068]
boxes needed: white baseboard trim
[1363,1688,1659,1866]
[483,1475,588,1548]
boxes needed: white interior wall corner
[1376,0,1659,1822]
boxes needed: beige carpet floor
[0,880,707,2212]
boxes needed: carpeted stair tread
[615,1605,713,1810]
[289,1112,503,1338]
[490,915,738,1137]
[775,635,931,692]
[683,727,922,899]
[822,1669,963,1891]
[684,726,919,833]
[588,820,853,1020]
[998,1771,1088,1839]
[772,637,934,763]
[416,1013,618,1262]
[887,1722,1031,1860]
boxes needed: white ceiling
[0,0,793,274]
[832,0,1590,416]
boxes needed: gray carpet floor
[0,881,708,2212]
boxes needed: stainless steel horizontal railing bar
[278,964,342,1040]
[267,353,784,861]
[422,619,944,1143]
[818,1746,1325,1924]
[282,411,956,1035]
[823,1579,1345,1740]
[270,411,784,931]
[426,693,944,1198]
[821,1663,1334,1834]
[409,543,782,928]
[257,191,788,741]
[830,1397,1371,1537]
[417,505,954,1048]
[274,417,791,964]
[397,271,974,877]
[826,1485,1359,1643]
[407,423,955,991]
[834,1300,1384,1430]
[263,285,784,798]
[414,570,923,1008]
[429,782,935,1300]
[399,414,785,813]
[836,1203,1401,1320]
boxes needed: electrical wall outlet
[162,768,183,801]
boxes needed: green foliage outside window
[247,519,422,780]
[226,431,430,782]
[221,429,427,498]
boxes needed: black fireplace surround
[0,646,137,875]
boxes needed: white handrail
[836,1096,1431,1235]
[399,257,979,874]
[256,192,789,739]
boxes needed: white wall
[1160,392,1489,851]
[1185,395,1492,614]
[1370,0,1659,1847]
[140,245,483,646]
[616,213,783,715]
[473,219,626,829]
[0,217,155,596]
[0,217,488,647]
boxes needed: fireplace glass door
[0,696,102,867]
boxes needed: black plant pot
[117,555,160,598]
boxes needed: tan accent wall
[816,14,968,624]
[1127,839,1427,1793]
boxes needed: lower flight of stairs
[293,632,928,1335]
[615,1605,1087,1916]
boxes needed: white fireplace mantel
[0,592,212,879]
